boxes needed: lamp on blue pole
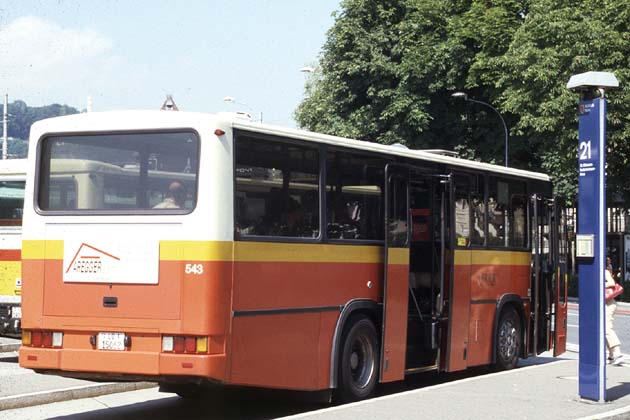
[567,71,619,403]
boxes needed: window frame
[450,170,532,252]
[233,131,392,245]
[35,129,201,216]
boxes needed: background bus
[0,159,26,337]
[19,111,567,401]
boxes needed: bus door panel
[553,203,568,356]
[380,166,410,383]
[445,175,471,371]
[530,195,554,354]
[449,249,471,371]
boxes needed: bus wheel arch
[329,299,380,391]
[492,295,525,370]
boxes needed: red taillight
[214,129,225,136]
[185,337,196,353]
[42,332,53,347]
[173,336,185,353]
[163,335,210,354]
[25,330,63,348]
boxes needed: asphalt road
[567,306,630,350]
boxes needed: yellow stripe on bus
[234,242,383,264]
[387,247,409,265]
[454,249,531,266]
[160,241,233,262]
[21,239,394,265]
[22,240,64,260]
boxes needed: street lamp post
[222,96,262,122]
[452,92,509,167]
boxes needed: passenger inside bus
[281,198,306,237]
[153,181,187,209]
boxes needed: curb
[573,404,630,420]
[0,381,157,411]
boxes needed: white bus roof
[31,111,550,182]
[230,118,550,182]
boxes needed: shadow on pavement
[607,381,630,402]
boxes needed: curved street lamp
[223,96,262,123]
[452,92,509,167]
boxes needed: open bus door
[380,164,410,382]
[530,196,567,356]
[553,203,568,356]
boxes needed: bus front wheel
[495,307,521,371]
[336,315,379,402]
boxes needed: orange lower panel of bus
[19,346,229,380]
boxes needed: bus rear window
[38,132,199,212]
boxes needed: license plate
[98,332,125,351]
[11,306,21,319]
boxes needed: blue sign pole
[576,95,607,402]
[568,72,618,403]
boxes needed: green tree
[496,0,630,202]
[9,100,79,140]
[5,100,79,158]
[296,0,630,202]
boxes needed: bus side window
[488,178,508,247]
[509,182,527,248]
[454,175,470,247]
[470,174,485,246]
[325,152,384,241]
[234,136,320,239]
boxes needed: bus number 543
[185,264,204,275]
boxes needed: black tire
[336,315,379,402]
[495,307,521,371]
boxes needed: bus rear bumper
[19,347,228,382]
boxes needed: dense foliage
[296,0,630,203]
[4,100,79,158]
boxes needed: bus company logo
[65,243,121,276]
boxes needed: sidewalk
[280,356,630,420]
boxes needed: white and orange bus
[19,109,567,401]
[0,159,26,337]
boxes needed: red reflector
[27,355,37,361]
[182,362,193,369]
[173,337,185,353]
[31,332,42,347]
[185,337,196,353]
[42,332,53,347]
[214,129,225,136]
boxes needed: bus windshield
[38,132,199,212]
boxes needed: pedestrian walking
[605,257,624,365]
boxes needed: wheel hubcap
[350,334,375,389]
[499,318,517,360]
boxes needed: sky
[0,0,341,127]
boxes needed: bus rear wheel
[336,315,379,402]
[495,307,521,371]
